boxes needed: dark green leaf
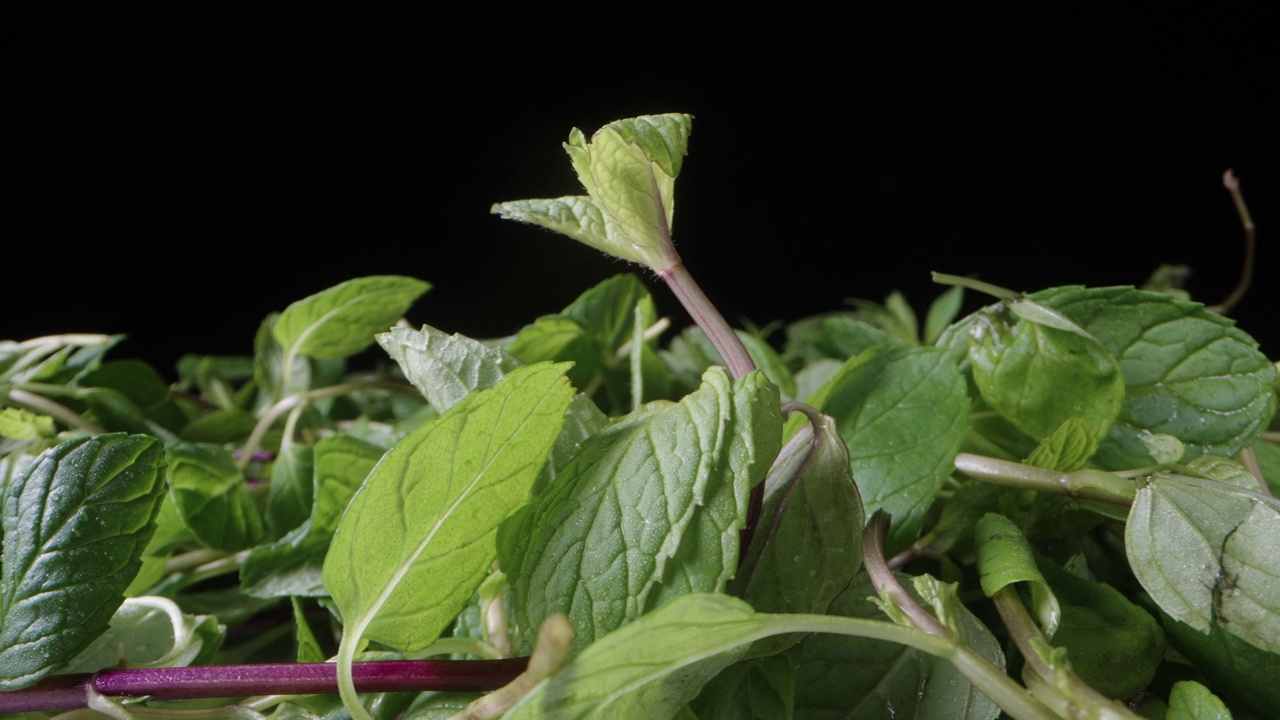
[165,441,265,551]
[0,433,166,690]
[805,345,969,554]
[1031,285,1277,469]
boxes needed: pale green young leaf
[1031,285,1277,469]
[1166,680,1233,720]
[323,361,575,653]
[0,433,166,690]
[1025,417,1099,472]
[793,573,1003,720]
[804,345,969,554]
[273,275,430,362]
[0,407,54,439]
[240,434,383,598]
[165,441,265,551]
[489,196,612,255]
[498,368,781,654]
[969,316,1123,444]
[554,115,687,270]
[1126,471,1280,653]
[599,113,693,179]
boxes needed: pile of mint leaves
[3,113,1279,720]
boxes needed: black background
[5,6,1279,378]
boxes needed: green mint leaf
[969,313,1124,445]
[1034,550,1165,699]
[79,359,189,436]
[793,573,1003,720]
[1126,470,1280,653]
[292,597,325,664]
[241,434,383,598]
[1025,417,1100,472]
[1166,680,1233,720]
[782,315,906,368]
[804,345,969,554]
[923,285,965,346]
[1031,285,1277,468]
[975,513,1062,636]
[498,368,782,654]
[323,361,574,653]
[273,275,430,362]
[165,441,266,551]
[506,316,604,393]
[493,114,691,271]
[0,433,165,690]
[1160,611,1280,719]
[732,410,863,658]
[377,323,607,494]
[502,594,761,719]
[689,654,796,720]
[265,441,314,539]
[377,324,524,414]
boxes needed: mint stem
[0,659,527,713]
[658,262,756,379]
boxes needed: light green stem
[954,453,1136,505]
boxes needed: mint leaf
[969,313,1123,444]
[805,345,969,553]
[498,368,781,654]
[240,434,383,598]
[324,362,574,652]
[165,442,266,551]
[975,513,1061,636]
[1166,680,1233,720]
[274,275,430,363]
[0,433,166,690]
[1126,470,1280,653]
[732,410,863,658]
[502,594,761,719]
[1031,285,1277,468]
[793,573,1003,720]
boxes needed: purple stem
[0,659,528,713]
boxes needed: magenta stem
[0,658,528,713]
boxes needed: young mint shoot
[3,114,1280,720]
